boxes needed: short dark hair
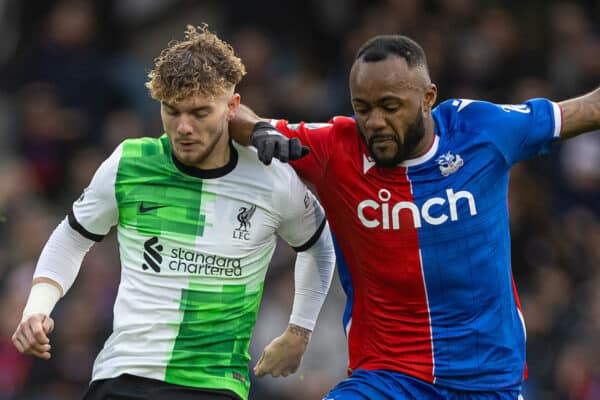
[355,35,427,69]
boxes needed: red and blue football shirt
[271,98,562,391]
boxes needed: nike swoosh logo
[139,202,168,213]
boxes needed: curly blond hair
[146,24,246,102]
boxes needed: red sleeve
[272,119,335,186]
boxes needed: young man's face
[161,89,240,169]
[349,56,436,167]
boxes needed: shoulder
[275,116,356,134]
[435,98,504,121]
[433,98,519,138]
[234,142,299,183]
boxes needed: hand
[12,313,54,360]
[251,122,309,165]
[254,324,311,377]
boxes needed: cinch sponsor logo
[357,188,478,229]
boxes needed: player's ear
[423,83,437,113]
[227,93,241,120]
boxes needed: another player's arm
[229,104,269,145]
[229,104,308,164]
[559,86,600,140]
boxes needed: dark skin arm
[229,104,270,145]
[231,88,600,143]
[559,87,600,140]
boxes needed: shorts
[82,373,241,400]
[322,369,523,400]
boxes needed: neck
[195,141,231,169]
[410,115,435,158]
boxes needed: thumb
[42,316,54,335]
[254,351,266,376]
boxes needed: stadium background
[0,0,599,399]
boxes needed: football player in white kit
[11,24,335,400]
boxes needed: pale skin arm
[558,87,600,140]
[254,323,312,377]
[229,104,270,146]
[11,277,62,360]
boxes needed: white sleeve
[289,224,335,330]
[276,166,326,250]
[69,143,121,240]
[33,218,95,294]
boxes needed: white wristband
[22,282,62,319]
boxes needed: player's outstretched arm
[559,86,600,140]
[12,278,61,360]
[230,104,309,165]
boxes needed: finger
[30,317,50,344]
[25,346,51,360]
[277,140,289,163]
[253,352,266,376]
[12,331,26,353]
[42,316,54,335]
[300,146,310,157]
[30,343,51,354]
[22,321,41,348]
[261,140,275,165]
[288,138,303,160]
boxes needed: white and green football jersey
[70,135,326,400]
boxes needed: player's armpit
[558,87,600,140]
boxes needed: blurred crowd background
[0,0,599,399]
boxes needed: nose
[176,114,193,135]
[364,109,386,132]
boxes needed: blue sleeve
[450,98,562,166]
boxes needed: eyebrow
[351,96,405,105]
[162,102,212,112]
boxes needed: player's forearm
[22,280,62,318]
[229,104,270,145]
[289,223,335,330]
[285,323,311,344]
[29,218,94,307]
[559,86,600,140]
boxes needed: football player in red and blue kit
[230,35,600,399]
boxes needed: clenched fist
[12,313,54,360]
[254,324,311,378]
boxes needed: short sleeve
[272,119,335,185]
[69,144,122,241]
[276,166,327,251]
[453,98,562,166]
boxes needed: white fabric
[22,282,62,318]
[289,224,335,330]
[33,218,95,294]
[71,144,121,235]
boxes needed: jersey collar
[171,140,238,179]
[399,134,440,167]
